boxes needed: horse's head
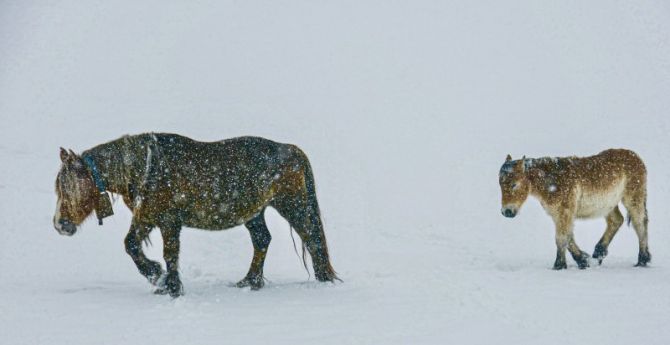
[499,154,530,218]
[53,148,97,236]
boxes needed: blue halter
[83,155,106,193]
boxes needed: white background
[1,1,669,344]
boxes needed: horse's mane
[500,156,575,177]
[81,134,156,200]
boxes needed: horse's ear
[60,147,69,163]
[505,154,512,162]
[515,156,526,172]
[68,149,77,158]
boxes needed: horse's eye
[512,183,519,190]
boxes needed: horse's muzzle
[502,208,517,218]
[55,218,77,236]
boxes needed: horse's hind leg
[124,220,164,285]
[592,206,624,265]
[272,194,338,282]
[236,210,271,290]
[623,193,651,266]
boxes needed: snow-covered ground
[2,1,670,344]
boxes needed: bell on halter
[95,192,114,225]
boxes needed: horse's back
[590,149,647,181]
[596,149,646,171]
[573,149,644,175]
[154,133,282,154]
[150,133,298,168]
[144,133,308,230]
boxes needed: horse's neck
[525,159,552,195]
[83,135,146,196]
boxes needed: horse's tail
[299,150,340,282]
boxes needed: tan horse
[499,149,650,269]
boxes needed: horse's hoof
[140,262,165,286]
[553,262,567,270]
[236,276,264,290]
[575,251,590,269]
[154,272,183,297]
[167,281,184,298]
[636,250,652,267]
[592,244,608,265]
[315,269,341,283]
[148,270,166,287]
[154,287,183,297]
[169,288,184,298]
[635,257,651,267]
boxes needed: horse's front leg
[567,235,590,269]
[553,210,589,269]
[552,210,581,270]
[553,235,568,270]
[154,224,183,297]
[124,221,164,285]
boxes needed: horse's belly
[180,206,260,230]
[180,194,273,230]
[182,213,239,230]
[575,181,625,219]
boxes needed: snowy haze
[1,1,670,344]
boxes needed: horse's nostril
[57,219,76,234]
[503,209,516,218]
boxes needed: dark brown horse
[54,133,338,297]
